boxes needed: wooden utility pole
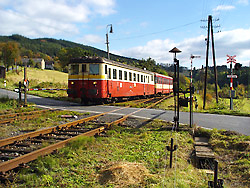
[203,15,219,109]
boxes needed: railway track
[0,95,171,175]
[111,95,172,107]
[0,109,52,125]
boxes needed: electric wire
[110,20,200,41]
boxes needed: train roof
[154,72,173,79]
[70,56,153,74]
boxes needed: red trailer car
[154,73,173,95]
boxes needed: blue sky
[0,0,250,68]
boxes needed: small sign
[227,75,237,78]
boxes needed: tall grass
[0,97,18,110]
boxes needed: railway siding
[0,96,170,174]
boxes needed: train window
[151,75,153,81]
[108,68,111,79]
[140,75,143,82]
[113,69,117,79]
[144,76,146,83]
[71,64,79,75]
[137,74,140,82]
[119,70,122,80]
[105,65,107,74]
[148,76,149,83]
[89,64,99,75]
[133,73,136,81]
[81,64,86,73]
[129,72,132,81]
[124,71,127,80]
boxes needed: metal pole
[19,81,22,107]
[230,62,233,110]
[106,33,110,59]
[190,58,193,128]
[166,138,177,168]
[176,58,180,129]
[170,138,173,168]
[214,160,218,188]
[174,63,177,128]
[24,62,27,107]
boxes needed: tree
[58,47,93,69]
[1,42,20,71]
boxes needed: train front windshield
[89,64,99,75]
[70,64,79,75]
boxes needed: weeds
[6,122,210,187]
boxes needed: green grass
[0,101,88,139]
[6,122,210,188]
[0,97,39,113]
[157,94,250,116]
[195,127,250,187]
[0,113,248,187]
[0,68,68,99]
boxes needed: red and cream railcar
[154,73,173,95]
[67,57,155,104]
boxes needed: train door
[146,75,149,95]
[143,75,146,95]
[107,67,112,97]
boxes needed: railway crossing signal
[226,55,237,110]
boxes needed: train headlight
[93,81,97,85]
[71,81,74,85]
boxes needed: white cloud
[140,22,148,28]
[213,5,235,12]
[81,34,103,45]
[114,28,250,67]
[238,0,249,5]
[0,0,116,37]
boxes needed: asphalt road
[1,88,249,135]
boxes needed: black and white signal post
[226,55,237,110]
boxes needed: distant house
[0,66,6,79]
[21,58,45,69]
[45,61,54,70]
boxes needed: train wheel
[81,98,90,106]
[112,98,118,103]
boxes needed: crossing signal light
[234,63,242,70]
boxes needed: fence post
[18,81,22,107]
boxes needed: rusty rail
[106,95,172,128]
[0,109,51,125]
[0,95,171,174]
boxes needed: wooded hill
[0,34,137,63]
[0,34,167,75]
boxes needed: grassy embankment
[0,68,69,100]
[156,93,250,116]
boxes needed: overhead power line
[110,20,200,41]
